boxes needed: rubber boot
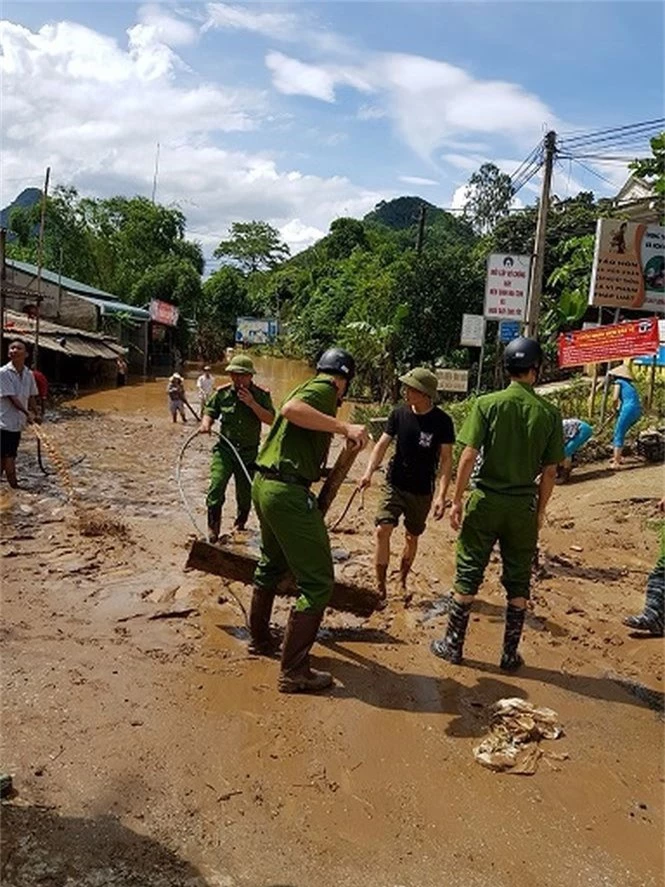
[234,509,250,532]
[430,598,472,664]
[207,505,222,544]
[500,604,526,671]
[248,588,280,656]
[278,609,332,694]
[623,569,664,636]
[375,563,388,610]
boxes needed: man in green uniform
[250,347,368,692]
[431,338,564,671]
[199,355,274,542]
[623,497,664,636]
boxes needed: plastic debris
[473,697,565,775]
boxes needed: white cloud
[357,104,386,121]
[266,50,556,161]
[265,51,336,102]
[399,176,439,186]
[280,218,325,252]
[0,18,384,260]
[203,3,298,40]
[137,4,198,46]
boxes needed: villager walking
[359,366,454,607]
[623,497,664,636]
[608,365,642,468]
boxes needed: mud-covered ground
[1,395,663,887]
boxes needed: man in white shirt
[196,366,214,409]
[0,340,39,488]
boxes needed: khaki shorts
[375,483,433,537]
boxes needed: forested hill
[364,195,453,230]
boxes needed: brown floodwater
[71,356,311,416]
[70,355,353,420]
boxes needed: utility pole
[34,166,51,370]
[151,142,160,204]
[416,204,427,254]
[524,131,556,338]
[0,228,6,362]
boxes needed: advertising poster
[589,219,665,313]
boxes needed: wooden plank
[186,539,380,617]
[317,443,360,517]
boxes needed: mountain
[0,187,42,231]
[363,196,450,230]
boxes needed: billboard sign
[557,317,659,368]
[435,368,469,393]
[484,253,530,321]
[235,316,279,345]
[460,314,485,348]
[149,299,179,327]
[589,219,665,313]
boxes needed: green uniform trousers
[455,488,538,601]
[252,473,334,613]
[206,444,256,518]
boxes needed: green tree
[214,221,290,273]
[463,163,514,234]
[630,132,665,222]
[325,218,369,260]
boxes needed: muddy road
[1,372,663,887]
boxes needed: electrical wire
[557,156,618,189]
[558,118,664,147]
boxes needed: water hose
[176,427,254,629]
[328,485,364,532]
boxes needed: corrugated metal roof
[74,293,150,321]
[5,259,150,320]
[6,258,122,301]
[3,311,126,360]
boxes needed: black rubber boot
[623,568,664,636]
[207,505,222,543]
[234,509,250,531]
[278,609,332,694]
[500,604,526,671]
[248,588,279,656]
[430,598,472,664]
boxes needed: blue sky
[1,2,662,259]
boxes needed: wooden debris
[186,540,379,617]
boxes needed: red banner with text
[557,317,659,367]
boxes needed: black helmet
[503,337,543,372]
[316,347,355,381]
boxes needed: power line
[558,117,664,147]
[557,156,617,189]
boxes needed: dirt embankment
[1,407,663,887]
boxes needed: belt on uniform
[256,466,310,487]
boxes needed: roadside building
[2,258,150,374]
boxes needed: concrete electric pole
[525,131,556,338]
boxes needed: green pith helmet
[225,354,255,375]
[399,367,438,399]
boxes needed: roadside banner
[460,314,485,348]
[435,368,469,393]
[557,317,659,367]
[498,319,521,343]
[589,219,665,313]
[149,299,179,327]
[235,316,279,344]
[484,253,530,321]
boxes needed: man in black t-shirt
[359,367,455,607]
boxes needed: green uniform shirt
[459,381,564,497]
[204,382,274,451]
[256,374,339,483]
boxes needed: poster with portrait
[589,219,665,313]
